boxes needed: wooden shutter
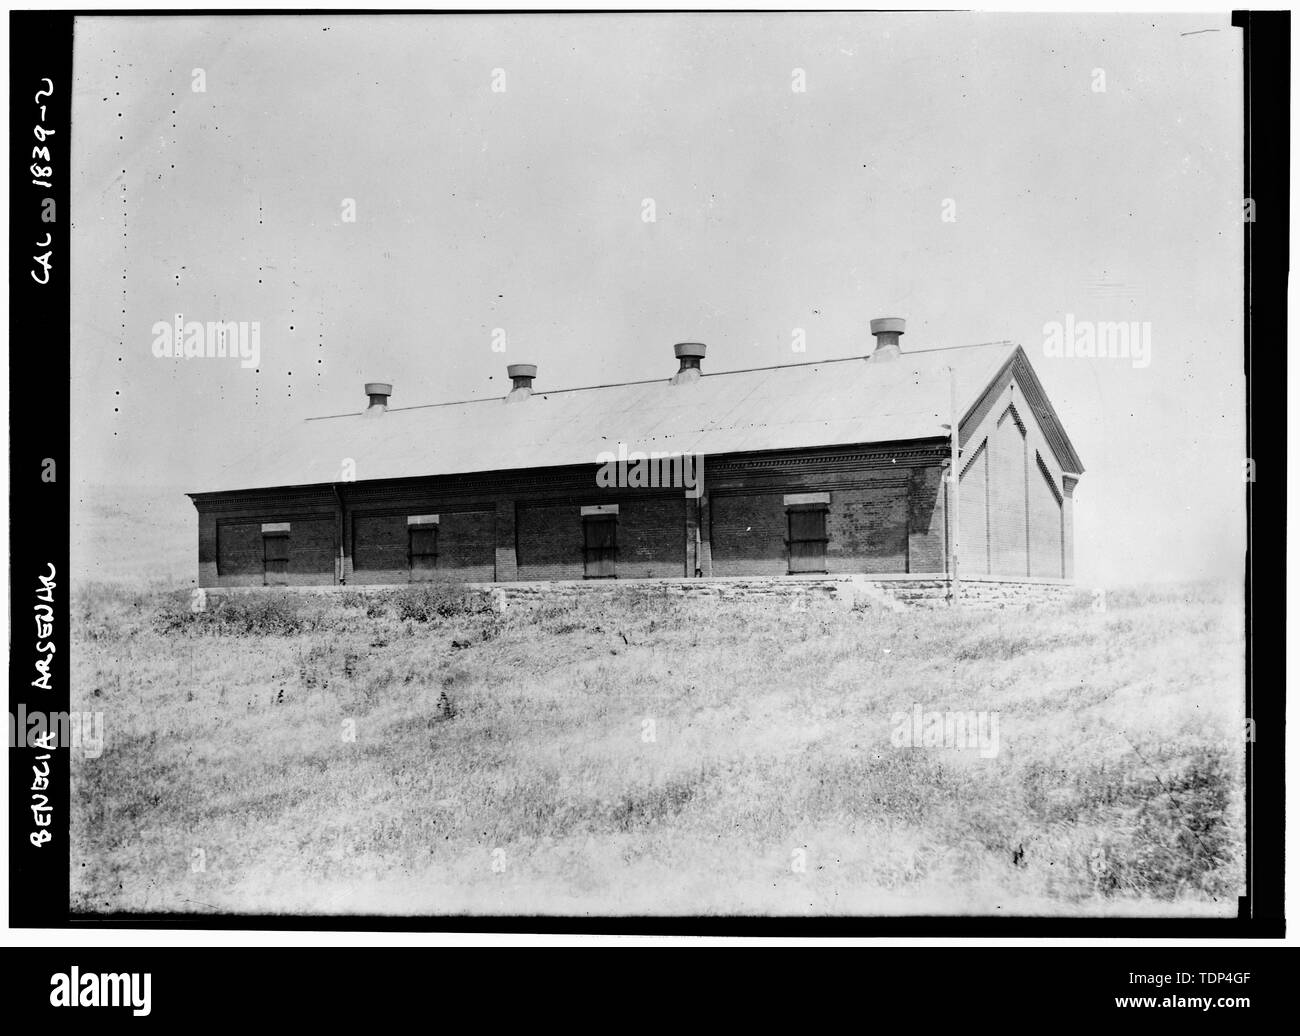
[787,508,827,573]
[263,532,290,585]
[583,516,618,579]
[409,526,439,581]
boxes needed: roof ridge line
[303,340,1019,422]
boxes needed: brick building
[188,319,1084,588]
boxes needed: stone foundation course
[208,574,1082,611]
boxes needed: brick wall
[959,440,990,575]
[193,449,981,587]
[197,511,218,586]
[216,517,334,586]
[684,494,701,575]
[288,518,336,585]
[908,465,947,574]
[352,513,408,583]
[349,509,495,583]
[516,495,683,580]
[1062,476,1077,581]
[440,510,496,581]
[616,496,687,578]
[516,501,586,580]
[494,500,517,582]
[216,522,264,586]
[710,468,939,577]
[1029,454,1064,578]
[989,406,1030,576]
[825,483,908,573]
[710,492,788,576]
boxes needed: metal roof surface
[193,341,1021,494]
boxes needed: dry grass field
[69,578,1245,916]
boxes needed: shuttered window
[409,526,439,580]
[263,530,290,585]
[583,516,618,579]
[787,507,828,574]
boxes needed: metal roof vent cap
[506,363,537,402]
[365,382,392,414]
[869,317,905,361]
[671,342,706,385]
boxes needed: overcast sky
[71,12,1246,587]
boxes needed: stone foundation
[212,574,1079,611]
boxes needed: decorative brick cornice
[999,401,1027,434]
[1036,451,1064,504]
[1008,350,1085,475]
[710,476,910,497]
[192,443,950,513]
[201,491,335,515]
[708,446,948,480]
[960,437,988,479]
[960,348,1084,477]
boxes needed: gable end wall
[958,370,1076,579]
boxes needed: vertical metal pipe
[332,483,346,585]
[949,366,960,604]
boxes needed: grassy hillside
[70,581,1245,916]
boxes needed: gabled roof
[191,340,1081,495]
[962,346,1086,476]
